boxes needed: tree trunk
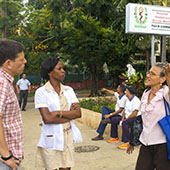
[1,0,7,39]
[110,72,120,89]
[146,49,150,72]
[88,64,99,97]
[161,36,166,62]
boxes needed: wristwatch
[1,151,13,161]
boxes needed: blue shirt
[17,78,31,90]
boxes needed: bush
[80,97,116,113]
[120,71,145,98]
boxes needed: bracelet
[110,113,113,116]
[1,150,13,161]
[60,111,63,118]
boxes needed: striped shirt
[0,69,23,160]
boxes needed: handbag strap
[163,97,170,116]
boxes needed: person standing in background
[16,73,31,111]
[0,39,26,169]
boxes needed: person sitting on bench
[108,85,141,150]
[91,84,127,141]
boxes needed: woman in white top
[34,57,82,170]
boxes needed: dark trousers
[111,116,134,142]
[110,115,122,138]
[136,143,170,170]
[97,106,121,136]
[19,90,28,110]
[121,117,135,143]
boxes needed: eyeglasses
[146,71,160,77]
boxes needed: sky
[23,0,28,4]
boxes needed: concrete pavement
[21,102,140,170]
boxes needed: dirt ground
[21,102,139,170]
[21,102,41,170]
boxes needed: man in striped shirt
[0,39,26,170]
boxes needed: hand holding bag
[129,115,143,146]
[158,98,170,160]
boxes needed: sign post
[151,35,155,67]
[126,3,170,66]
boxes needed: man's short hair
[126,85,136,95]
[119,84,126,93]
[0,39,24,66]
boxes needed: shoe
[22,109,26,111]
[91,135,104,141]
[107,138,120,143]
[117,143,129,149]
[101,118,111,124]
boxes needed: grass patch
[75,89,90,97]
[16,92,35,98]
[80,97,116,113]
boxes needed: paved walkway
[21,102,140,170]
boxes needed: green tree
[21,0,139,92]
[103,0,141,87]
[15,0,158,91]
[0,0,24,38]
[11,2,53,75]
[23,0,118,96]
[59,0,117,96]
[61,9,116,96]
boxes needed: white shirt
[124,95,141,118]
[114,92,128,116]
[34,82,82,151]
[17,78,31,90]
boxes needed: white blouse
[34,82,82,151]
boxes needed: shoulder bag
[158,98,170,160]
[129,115,143,146]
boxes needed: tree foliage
[2,0,169,96]
[0,0,24,38]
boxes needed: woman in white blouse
[34,57,82,170]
